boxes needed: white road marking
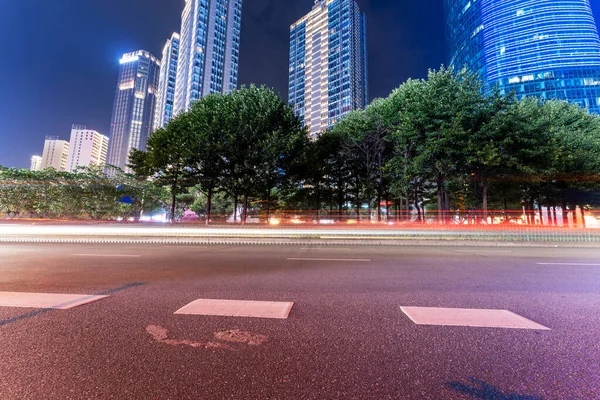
[162,246,207,248]
[400,306,550,330]
[300,248,352,251]
[454,250,513,254]
[175,299,294,319]
[0,292,109,309]
[537,262,600,266]
[73,254,141,258]
[287,257,371,262]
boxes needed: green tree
[129,114,198,221]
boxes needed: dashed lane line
[537,262,600,266]
[286,257,371,262]
[73,254,141,257]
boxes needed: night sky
[1,1,599,169]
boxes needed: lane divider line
[287,257,371,262]
[73,254,141,257]
[537,262,600,266]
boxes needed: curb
[1,236,598,248]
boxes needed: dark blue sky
[0,0,598,169]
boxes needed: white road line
[0,292,109,309]
[287,257,371,262]
[400,306,550,330]
[163,244,208,249]
[537,262,600,266]
[175,299,294,319]
[73,254,141,258]
[300,248,352,251]
[454,250,513,253]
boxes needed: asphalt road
[1,243,599,400]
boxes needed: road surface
[1,243,599,399]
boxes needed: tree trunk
[266,187,271,223]
[482,182,489,223]
[415,196,421,224]
[206,187,213,226]
[170,187,177,223]
[242,193,248,225]
[233,194,238,224]
[329,191,333,218]
[356,183,360,222]
[377,192,382,222]
[437,176,445,224]
[337,180,344,222]
[385,193,390,220]
[316,189,320,220]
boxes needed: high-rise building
[40,136,69,171]
[445,0,600,113]
[289,0,368,139]
[65,125,109,172]
[30,156,42,172]
[173,0,243,115]
[154,33,180,131]
[106,50,160,173]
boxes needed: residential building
[289,0,368,139]
[445,0,600,113]
[153,33,180,130]
[173,0,243,115]
[106,50,160,173]
[30,156,42,171]
[65,125,109,172]
[40,136,69,171]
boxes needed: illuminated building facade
[445,0,600,113]
[30,155,42,171]
[289,0,368,139]
[106,50,160,173]
[174,0,243,115]
[154,33,180,130]
[40,136,69,171]
[65,125,109,173]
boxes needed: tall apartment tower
[173,0,243,115]
[40,136,70,171]
[30,156,42,171]
[445,0,600,113]
[65,125,109,173]
[154,33,180,131]
[106,50,160,173]
[289,0,368,139]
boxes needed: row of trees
[131,73,600,224]
[0,166,166,219]
[311,67,600,223]
[2,70,599,224]
[130,85,309,223]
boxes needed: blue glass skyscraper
[153,33,180,131]
[174,0,243,115]
[289,0,368,139]
[445,0,600,113]
[106,51,160,173]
